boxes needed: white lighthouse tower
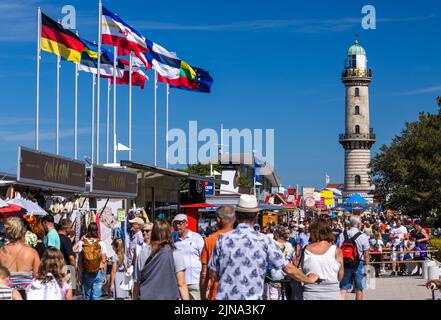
[339,39,375,202]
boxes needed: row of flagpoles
[35,0,213,168]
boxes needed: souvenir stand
[120,160,229,233]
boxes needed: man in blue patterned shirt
[208,195,319,300]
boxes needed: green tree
[179,163,223,191]
[371,97,441,224]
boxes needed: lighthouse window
[355,106,360,115]
[355,125,360,134]
[355,88,360,97]
[355,175,361,185]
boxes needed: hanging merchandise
[80,213,87,238]
[117,209,126,222]
[100,207,119,229]
[142,210,150,223]
[95,211,101,239]
[74,210,81,243]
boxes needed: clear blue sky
[0,0,440,188]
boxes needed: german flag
[41,12,85,64]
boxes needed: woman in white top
[301,219,344,300]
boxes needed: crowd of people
[0,194,438,300]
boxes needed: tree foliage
[371,97,441,221]
[179,163,223,191]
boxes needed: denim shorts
[340,261,366,291]
[82,270,105,300]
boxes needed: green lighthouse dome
[348,40,366,56]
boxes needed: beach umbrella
[7,198,47,216]
[0,204,26,218]
[0,199,8,209]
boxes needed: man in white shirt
[389,219,408,276]
[172,214,204,300]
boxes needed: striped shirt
[9,273,33,290]
[0,285,13,300]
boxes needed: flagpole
[56,21,61,155]
[165,83,169,168]
[36,7,41,150]
[74,49,79,160]
[106,78,110,163]
[91,74,96,164]
[113,46,117,164]
[96,0,102,164]
[129,51,132,161]
[154,70,157,166]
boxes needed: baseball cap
[172,214,188,224]
[298,224,305,229]
[253,224,261,229]
[41,215,54,223]
[128,217,144,225]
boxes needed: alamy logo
[167,121,275,172]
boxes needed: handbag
[119,262,134,291]
[289,247,306,300]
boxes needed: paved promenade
[362,276,434,300]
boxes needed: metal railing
[342,68,372,78]
[339,132,376,140]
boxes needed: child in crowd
[26,248,72,300]
[0,264,22,300]
[109,238,129,300]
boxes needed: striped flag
[41,12,85,63]
[101,6,148,53]
[117,47,151,70]
[158,64,213,93]
[78,39,124,77]
[145,40,183,79]
[111,58,149,89]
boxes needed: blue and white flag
[101,6,149,52]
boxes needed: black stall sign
[90,165,137,197]
[17,147,86,192]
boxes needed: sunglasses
[174,221,186,225]
[142,229,151,233]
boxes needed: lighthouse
[339,39,376,202]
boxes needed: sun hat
[128,217,144,225]
[172,214,188,224]
[235,195,261,213]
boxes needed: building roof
[348,40,366,56]
[211,153,282,187]
[326,183,344,189]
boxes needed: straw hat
[235,195,261,213]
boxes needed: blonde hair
[3,217,25,241]
[37,248,67,286]
[111,239,125,267]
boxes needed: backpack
[341,231,362,268]
[27,277,63,300]
[81,238,102,273]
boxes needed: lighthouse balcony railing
[339,133,376,140]
[342,68,372,78]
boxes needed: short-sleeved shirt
[208,223,289,300]
[128,231,144,266]
[173,230,205,285]
[200,228,232,300]
[298,232,310,250]
[133,243,185,283]
[336,227,370,261]
[44,229,61,250]
[59,234,75,265]
[77,238,107,255]
[391,226,408,246]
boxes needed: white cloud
[377,85,441,97]
[132,15,436,32]
[0,127,89,143]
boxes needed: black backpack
[341,231,362,268]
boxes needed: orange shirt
[200,228,231,300]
